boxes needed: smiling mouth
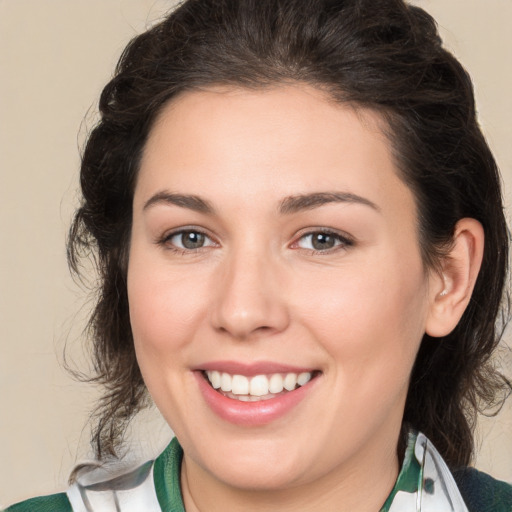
[202,370,320,402]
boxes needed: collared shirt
[5,431,512,511]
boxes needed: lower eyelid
[157,228,353,252]
[294,231,353,249]
[157,228,216,248]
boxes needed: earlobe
[425,218,485,338]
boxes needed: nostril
[210,262,290,338]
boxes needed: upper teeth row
[205,371,312,396]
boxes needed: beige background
[0,0,511,507]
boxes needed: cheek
[294,249,428,375]
[126,250,216,426]
[127,251,210,360]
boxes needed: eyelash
[157,228,217,254]
[291,229,354,254]
[157,228,354,255]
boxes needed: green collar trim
[153,431,469,512]
[380,431,422,511]
[154,437,185,512]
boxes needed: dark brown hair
[68,0,510,467]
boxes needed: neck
[180,432,401,512]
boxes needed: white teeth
[205,370,314,397]
[249,375,269,396]
[297,372,312,386]
[269,374,284,393]
[283,373,298,391]
[210,371,221,389]
[220,372,232,392]
[231,375,249,395]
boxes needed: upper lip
[195,360,318,376]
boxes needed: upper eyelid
[162,226,213,240]
[292,227,354,242]
[288,229,355,253]
[158,227,219,249]
[156,225,354,248]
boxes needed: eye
[165,229,216,250]
[295,230,353,252]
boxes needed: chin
[211,458,306,491]
[188,434,311,490]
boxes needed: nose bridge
[211,239,289,339]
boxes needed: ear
[425,218,484,338]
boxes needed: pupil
[312,233,335,250]
[182,231,205,249]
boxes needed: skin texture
[127,85,484,512]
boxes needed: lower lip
[195,372,317,426]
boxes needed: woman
[4,0,512,510]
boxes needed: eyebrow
[143,192,215,214]
[279,192,379,214]
[142,190,379,216]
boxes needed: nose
[211,247,290,340]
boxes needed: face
[128,85,437,492]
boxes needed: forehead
[135,84,414,219]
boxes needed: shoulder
[66,459,162,511]
[453,467,512,512]
[2,492,72,512]
[3,460,160,512]
[2,438,184,512]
